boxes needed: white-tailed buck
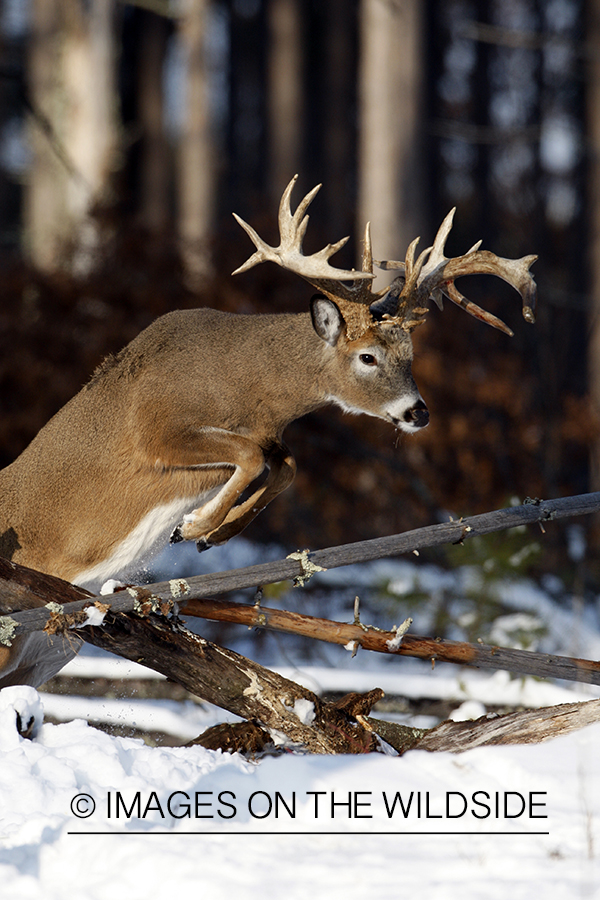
[0,176,537,687]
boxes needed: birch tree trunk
[357,0,425,278]
[25,0,119,272]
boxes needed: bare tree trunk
[176,0,215,285]
[322,0,356,248]
[139,12,171,233]
[267,0,303,202]
[587,0,600,497]
[25,0,119,272]
[357,0,425,278]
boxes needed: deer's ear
[310,295,345,346]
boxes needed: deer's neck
[247,312,333,429]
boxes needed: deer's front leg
[202,444,296,546]
[164,427,268,543]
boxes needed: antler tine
[444,282,515,336]
[374,208,456,282]
[278,175,319,248]
[231,215,271,275]
[419,207,455,277]
[384,238,434,331]
[233,176,378,340]
[233,175,373,285]
[401,238,433,295]
[362,221,373,273]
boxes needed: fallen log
[0,558,380,753]
[1,556,599,754]
[371,698,600,754]
[81,612,385,755]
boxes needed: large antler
[233,178,537,340]
[376,208,537,336]
[233,175,386,340]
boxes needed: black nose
[404,400,429,428]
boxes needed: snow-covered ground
[1,536,599,898]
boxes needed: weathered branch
[144,492,600,597]
[4,492,600,640]
[175,596,600,686]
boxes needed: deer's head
[233,176,537,433]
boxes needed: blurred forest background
[0,0,597,573]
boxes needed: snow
[291,698,315,726]
[99,580,123,596]
[1,538,599,897]
[0,682,598,899]
[78,606,107,628]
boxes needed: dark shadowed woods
[0,0,596,577]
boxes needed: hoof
[196,538,212,553]
[170,525,184,544]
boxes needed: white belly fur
[72,488,222,592]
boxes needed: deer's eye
[359,353,377,366]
